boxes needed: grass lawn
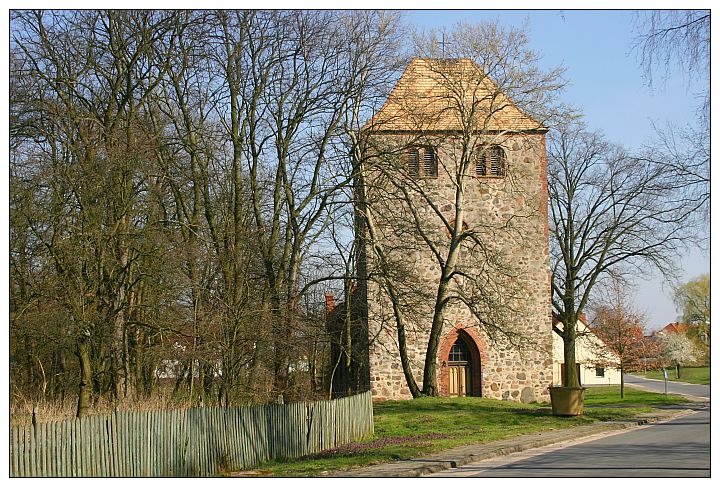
[584,385,689,406]
[239,387,686,477]
[636,366,710,385]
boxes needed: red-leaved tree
[590,280,659,398]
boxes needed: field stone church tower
[345,58,553,403]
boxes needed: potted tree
[547,122,698,416]
[549,315,586,416]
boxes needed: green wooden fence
[10,391,373,477]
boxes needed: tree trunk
[53,349,68,402]
[112,257,129,401]
[422,278,452,396]
[395,307,422,398]
[620,365,625,398]
[421,201,465,397]
[272,296,294,396]
[344,279,353,395]
[563,324,581,388]
[76,335,93,418]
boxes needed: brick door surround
[437,326,489,397]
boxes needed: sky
[405,9,710,331]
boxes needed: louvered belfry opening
[475,145,506,177]
[423,146,438,176]
[405,145,438,178]
[489,146,504,175]
[475,152,486,176]
[407,147,420,177]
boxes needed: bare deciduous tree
[11,10,184,415]
[549,121,699,389]
[10,9,404,418]
[632,10,709,102]
[633,10,710,223]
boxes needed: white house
[552,317,622,386]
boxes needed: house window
[475,145,506,177]
[595,367,605,378]
[405,146,438,178]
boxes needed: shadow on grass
[374,396,549,415]
[301,433,452,460]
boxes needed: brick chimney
[325,293,335,313]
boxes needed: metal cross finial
[441,32,446,57]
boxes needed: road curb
[328,408,693,477]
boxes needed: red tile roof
[364,58,545,133]
[657,322,691,335]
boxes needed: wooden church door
[448,365,468,397]
[448,338,471,397]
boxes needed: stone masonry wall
[362,132,553,403]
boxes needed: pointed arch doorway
[446,331,482,397]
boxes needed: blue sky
[406,10,710,330]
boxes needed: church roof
[365,58,545,133]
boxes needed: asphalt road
[623,373,710,401]
[428,407,710,477]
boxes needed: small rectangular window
[595,367,605,378]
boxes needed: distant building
[552,316,622,386]
[655,322,692,336]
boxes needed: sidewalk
[326,406,696,477]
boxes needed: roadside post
[663,368,668,398]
